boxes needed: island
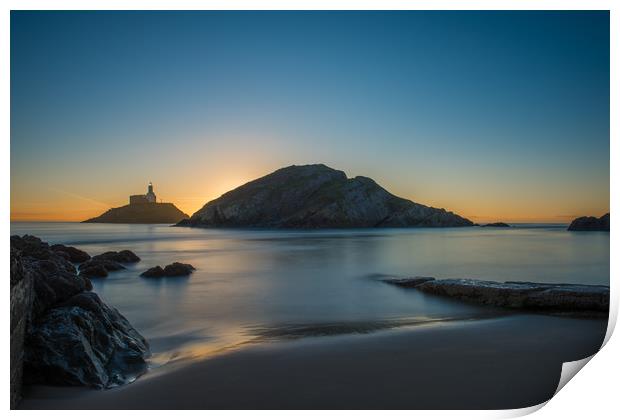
[567,213,610,231]
[82,183,189,224]
[481,222,511,227]
[177,164,474,228]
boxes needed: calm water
[11,222,609,364]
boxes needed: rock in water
[10,235,149,391]
[163,262,196,276]
[178,164,474,228]
[93,250,140,263]
[141,262,195,278]
[140,266,166,278]
[383,277,609,315]
[481,222,510,227]
[78,258,126,279]
[83,202,189,224]
[567,213,610,231]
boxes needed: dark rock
[141,262,196,278]
[163,262,196,276]
[50,244,91,263]
[78,259,126,279]
[10,247,34,409]
[568,213,610,231]
[383,276,436,288]
[10,235,149,392]
[178,164,474,228]
[481,222,510,227]
[384,277,609,316]
[140,266,165,278]
[24,291,149,388]
[79,264,109,279]
[11,235,92,317]
[93,250,140,263]
[83,202,189,224]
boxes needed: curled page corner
[554,355,595,397]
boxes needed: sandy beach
[21,314,607,410]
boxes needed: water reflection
[11,222,610,366]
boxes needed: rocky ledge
[140,262,196,278]
[567,213,610,231]
[10,235,149,403]
[383,276,609,316]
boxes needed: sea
[10,222,610,366]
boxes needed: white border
[3,1,617,419]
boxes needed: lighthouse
[129,182,157,205]
[145,182,157,203]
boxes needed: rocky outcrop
[481,222,510,227]
[178,164,474,228]
[50,244,91,263]
[567,213,610,231]
[141,262,196,278]
[10,235,149,397]
[83,202,189,224]
[93,250,140,263]
[25,292,148,388]
[75,250,140,279]
[10,247,34,409]
[78,259,126,279]
[383,277,609,316]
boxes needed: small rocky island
[83,182,188,224]
[481,222,510,227]
[567,213,610,231]
[177,164,474,228]
[383,276,609,316]
[10,235,149,408]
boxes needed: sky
[11,11,609,223]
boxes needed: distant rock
[567,213,610,231]
[383,277,609,316]
[481,222,510,228]
[178,164,474,228]
[50,244,91,263]
[93,250,140,263]
[83,202,189,224]
[10,235,149,392]
[141,262,196,278]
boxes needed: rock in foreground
[383,277,609,316]
[10,235,149,395]
[178,164,474,228]
[141,262,196,278]
[567,213,610,231]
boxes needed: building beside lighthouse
[130,182,157,205]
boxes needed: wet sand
[21,314,607,410]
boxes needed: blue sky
[11,11,609,221]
